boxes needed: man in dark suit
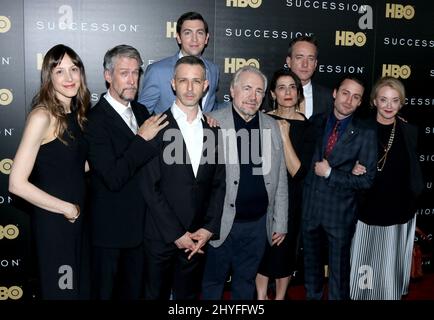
[302,75,377,300]
[138,11,221,114]
[85,45,168,299]
[140,56,225,300]
[286,35,333,118]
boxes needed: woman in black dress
[9,44,90,299]
[256,68,314,299]
[350,76,424,299]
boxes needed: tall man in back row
[302,75,377,300]
[286,35,333,118]
[138,11,220,114]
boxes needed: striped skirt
[349,215,416,300]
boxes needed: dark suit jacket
[399,118,424,197]
[312,82,333,117]
[85,96,158,248]
[140,110,226,244]
[303,112,377,228]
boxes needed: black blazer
[312,82,333,117]
[85,96,158,248]
[140,110,226,244]
[398,118,424,197]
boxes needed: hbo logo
[0,286,23,300]
[0,225,19,240]
[385,3,415,19]
[226,0,262,8]
[335,31,366,47]
[224,58,260,74]
[382,64,411,79]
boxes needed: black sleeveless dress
[258,114,314,279]
[30,111,88,299]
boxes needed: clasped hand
[174,228,213,260]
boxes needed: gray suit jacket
[209,106,288,247]
[138,52,220,114]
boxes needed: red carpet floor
[283,273,434,300]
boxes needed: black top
[232,108,268,221]
[358,121,414,226]
[269,114,314,220]
[31,111,87,210]
[29,111,88,299]
[258,113,314,276]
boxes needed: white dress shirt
[171,103,204,177]
[104,91,138,133]
[303,81,313,119]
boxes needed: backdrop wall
[1,0,433,300]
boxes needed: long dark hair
[31,44,90,143]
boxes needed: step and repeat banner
[1,0,433,300]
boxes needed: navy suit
[138,52,220,114]
[302,112,377,300]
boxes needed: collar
[303,81,313,95]
[104,90,132,115]
[326,112,352,134]
[171,102,204,122]
[231,105,258,125]
[177,51,202,60]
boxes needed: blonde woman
[350,76,424,300]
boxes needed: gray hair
[230,66,267,91]
[103,44,143,74]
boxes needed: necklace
[376,120,396,172]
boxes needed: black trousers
[91,244,144,300]
[144,238,205,300]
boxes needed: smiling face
[374,85,402,125]
[176,19,209,57]
[51,54,81,106]
[105,56,140,105]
